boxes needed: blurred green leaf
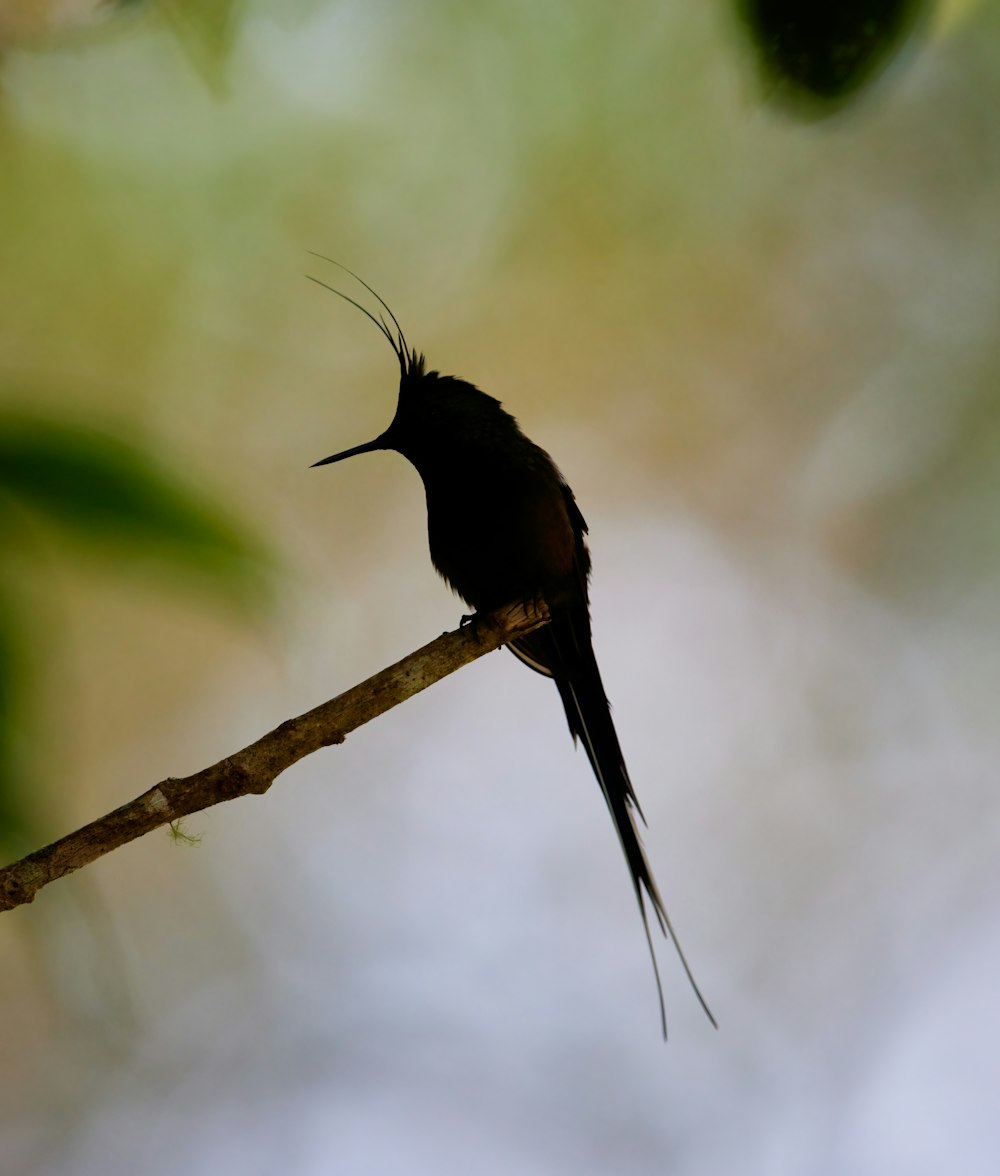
[0,409,276,853]
[157,0,243,89]
[736,0,931,115]
[0,413,273,609]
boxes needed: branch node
[2,863,42,909]
[220,761,261,798]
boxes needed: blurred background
[1,1,998,1172]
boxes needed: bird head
[309,259,507,472]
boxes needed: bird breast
[421,460,580,613]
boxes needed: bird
[309,257,715,1036]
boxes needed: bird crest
[306,252,424,381]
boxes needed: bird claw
[524,596,548,624]
[459,611,486,639]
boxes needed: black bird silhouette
[310,259,715,1036]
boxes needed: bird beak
[311,437,385,467]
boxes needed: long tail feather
[512,614,716,1036]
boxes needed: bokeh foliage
[737,0,932,114]
[0,408,272,855]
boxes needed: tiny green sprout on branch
[168,819,202,847]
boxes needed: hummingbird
[310,258,715,1036]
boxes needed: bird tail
[512,615,716,1037]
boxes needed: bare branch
[0,600,550,913]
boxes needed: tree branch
[0,600,550,913]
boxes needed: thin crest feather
[306,253,415,375]
[305,275,401,362]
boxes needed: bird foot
[459,611,486,639]
[461,598,549,642]
[522,596,549,624]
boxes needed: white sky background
[1,2,999,1173]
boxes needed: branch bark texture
[0,600,549,913]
